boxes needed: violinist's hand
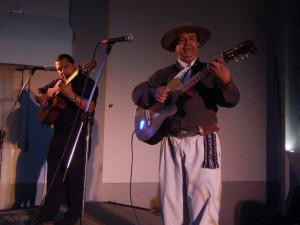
[209,56,231,86]
[155,86,170,103]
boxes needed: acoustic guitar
[134,40,257,145]
[38,60,97,126]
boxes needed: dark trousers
[40,131,87,221]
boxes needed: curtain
[0,65,23,209]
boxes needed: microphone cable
[129,130,141,225]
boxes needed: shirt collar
[177,58,197,68]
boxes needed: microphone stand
[0,69,36,182]
[62,44,113,225]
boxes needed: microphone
[100,34,134,44]
[31,66,50,71]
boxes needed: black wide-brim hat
[161,23,211,52]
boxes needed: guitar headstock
[222,40,257,63]
[81,60,97,75]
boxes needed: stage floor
[0,202,163,225]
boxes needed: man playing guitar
[33,54,98,225]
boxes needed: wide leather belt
[168,124,219,139]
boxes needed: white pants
[159,133,222,225]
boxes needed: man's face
[55,58,78,80]
[175,32,200,64]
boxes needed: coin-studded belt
[168,124,219,139]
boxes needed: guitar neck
[54,69,79,97]
[64,68,79,84]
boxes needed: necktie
[182,67,192,82]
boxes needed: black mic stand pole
[0,69,36,181]
[62,44,113,225]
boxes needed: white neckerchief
[173,58,196,80]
